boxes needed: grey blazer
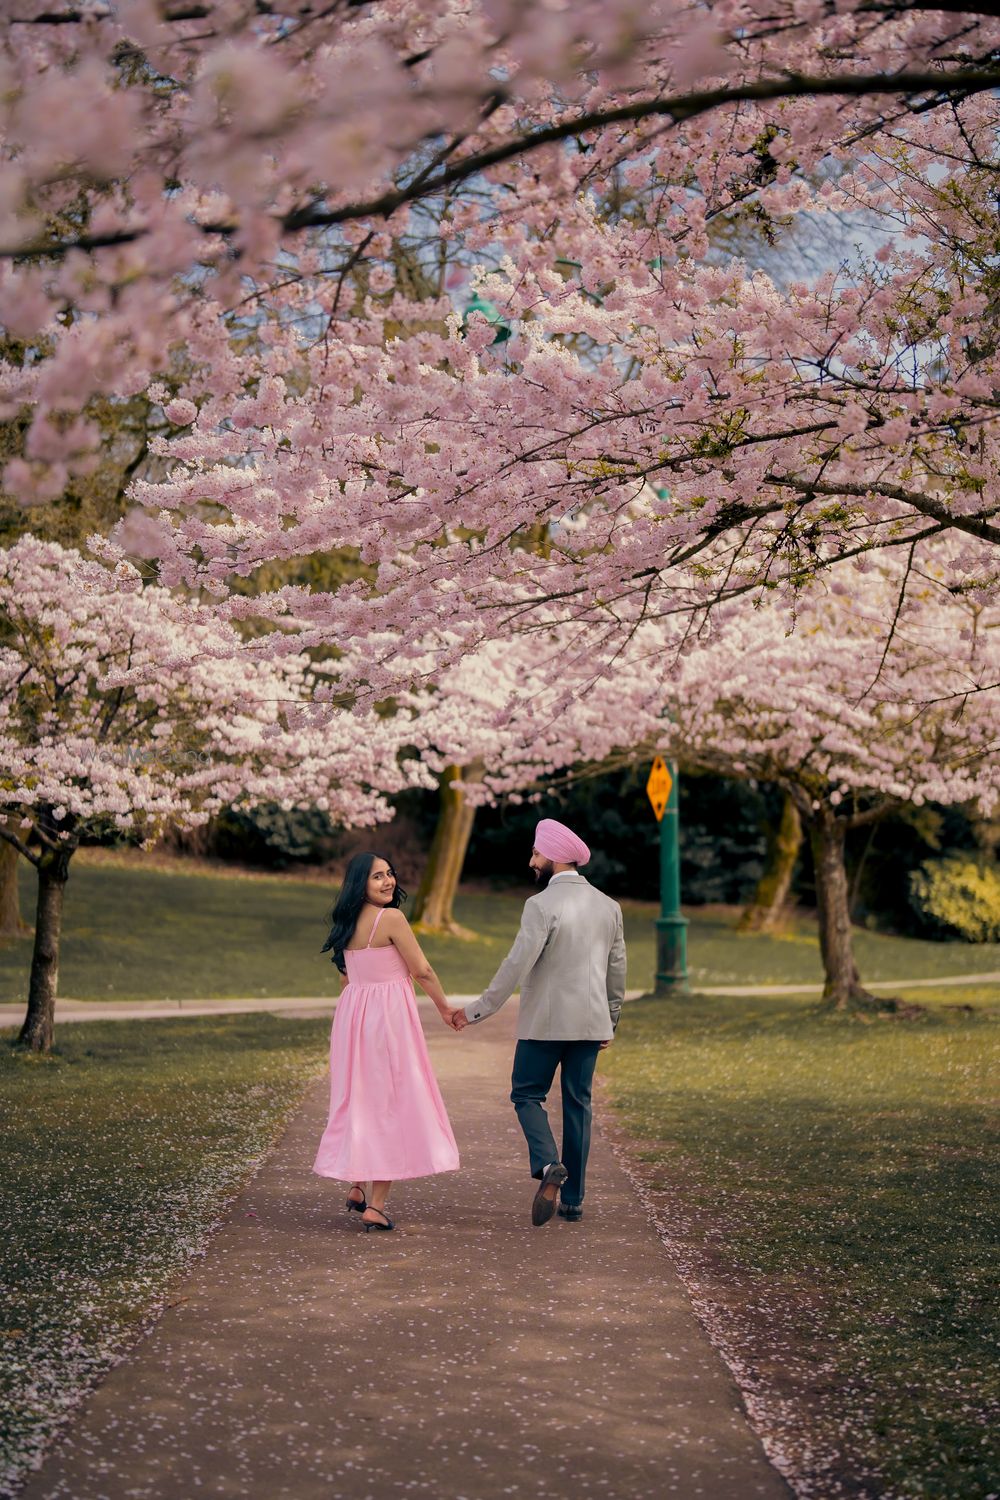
[463,873,626,1041]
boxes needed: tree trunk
[739,793,802,933]
[808,811,919,1016]
[0,823,30,938]
[810,813,864,1007]
[16,846,73,1054]
[410,764,482,937]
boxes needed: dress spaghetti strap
[366,906,387,947]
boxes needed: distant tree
[406,631,659,931]
[0,538,429,1052]
[439,549,1000,1006]
[634,554,1000,1009]
[739,794,803,934]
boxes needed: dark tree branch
[5,66,1000,259]
[861,538,918,697]
[765,473,1000,545]
[283,67,1000,230]
[859,0,1000,15]
[13,4,211,20]
[0,822,40,867]
[845,800,898,829]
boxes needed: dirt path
[20,1000,790,1500]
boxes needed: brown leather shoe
[531,1163,568,1226]
[557,1203,583,1222]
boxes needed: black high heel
[346,1186,367,1213]
[362,1207,394,1233]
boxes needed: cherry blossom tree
[0,536,430,1052]
[404,631,635,932]
[401,547,999,1007]
[103,118,998,715]
[4,1,999,268]
[0,315,204,934]
[3,0,1000,523]
[615,552,1000,1009]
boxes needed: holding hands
[434,1008,470,1032]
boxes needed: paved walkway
[2,966,996,1029]
[22,1000,790,1500]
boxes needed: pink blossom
[164,399,197,426]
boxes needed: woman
[313,851,460,1231]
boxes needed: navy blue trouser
[510,1039,601,1208]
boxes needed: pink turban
[534,818,591,866]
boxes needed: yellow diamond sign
[646,756,673,821]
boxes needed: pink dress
[312,911,460,1182]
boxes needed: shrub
[908,856,1000,943]
[212,804,342,868]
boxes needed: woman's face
[366,858,396,906]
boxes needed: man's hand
[598,1037,613,1051]
[448,1009,469,1032]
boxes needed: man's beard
[532,859,554,883]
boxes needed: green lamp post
[461,290,511,344]
[646,756,690,996]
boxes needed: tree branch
[0,821,40,867]
[845,800,896,829]
[859,0,1000,15]
[765,472,1000,545]
[13,4,211,20]
[6,66,1000,258]
[861,539,918,697]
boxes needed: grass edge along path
[601,993,1000,1500]
[0,1014,329,1500]
[5,859,1000,1009]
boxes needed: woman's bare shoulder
[380,908,413,945]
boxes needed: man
[452,818,627,1226]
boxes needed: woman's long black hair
[321,852,407,974]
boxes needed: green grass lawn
[602,994,1000,1500]
[3,858,997,1005]
[0,1015,328,1497]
